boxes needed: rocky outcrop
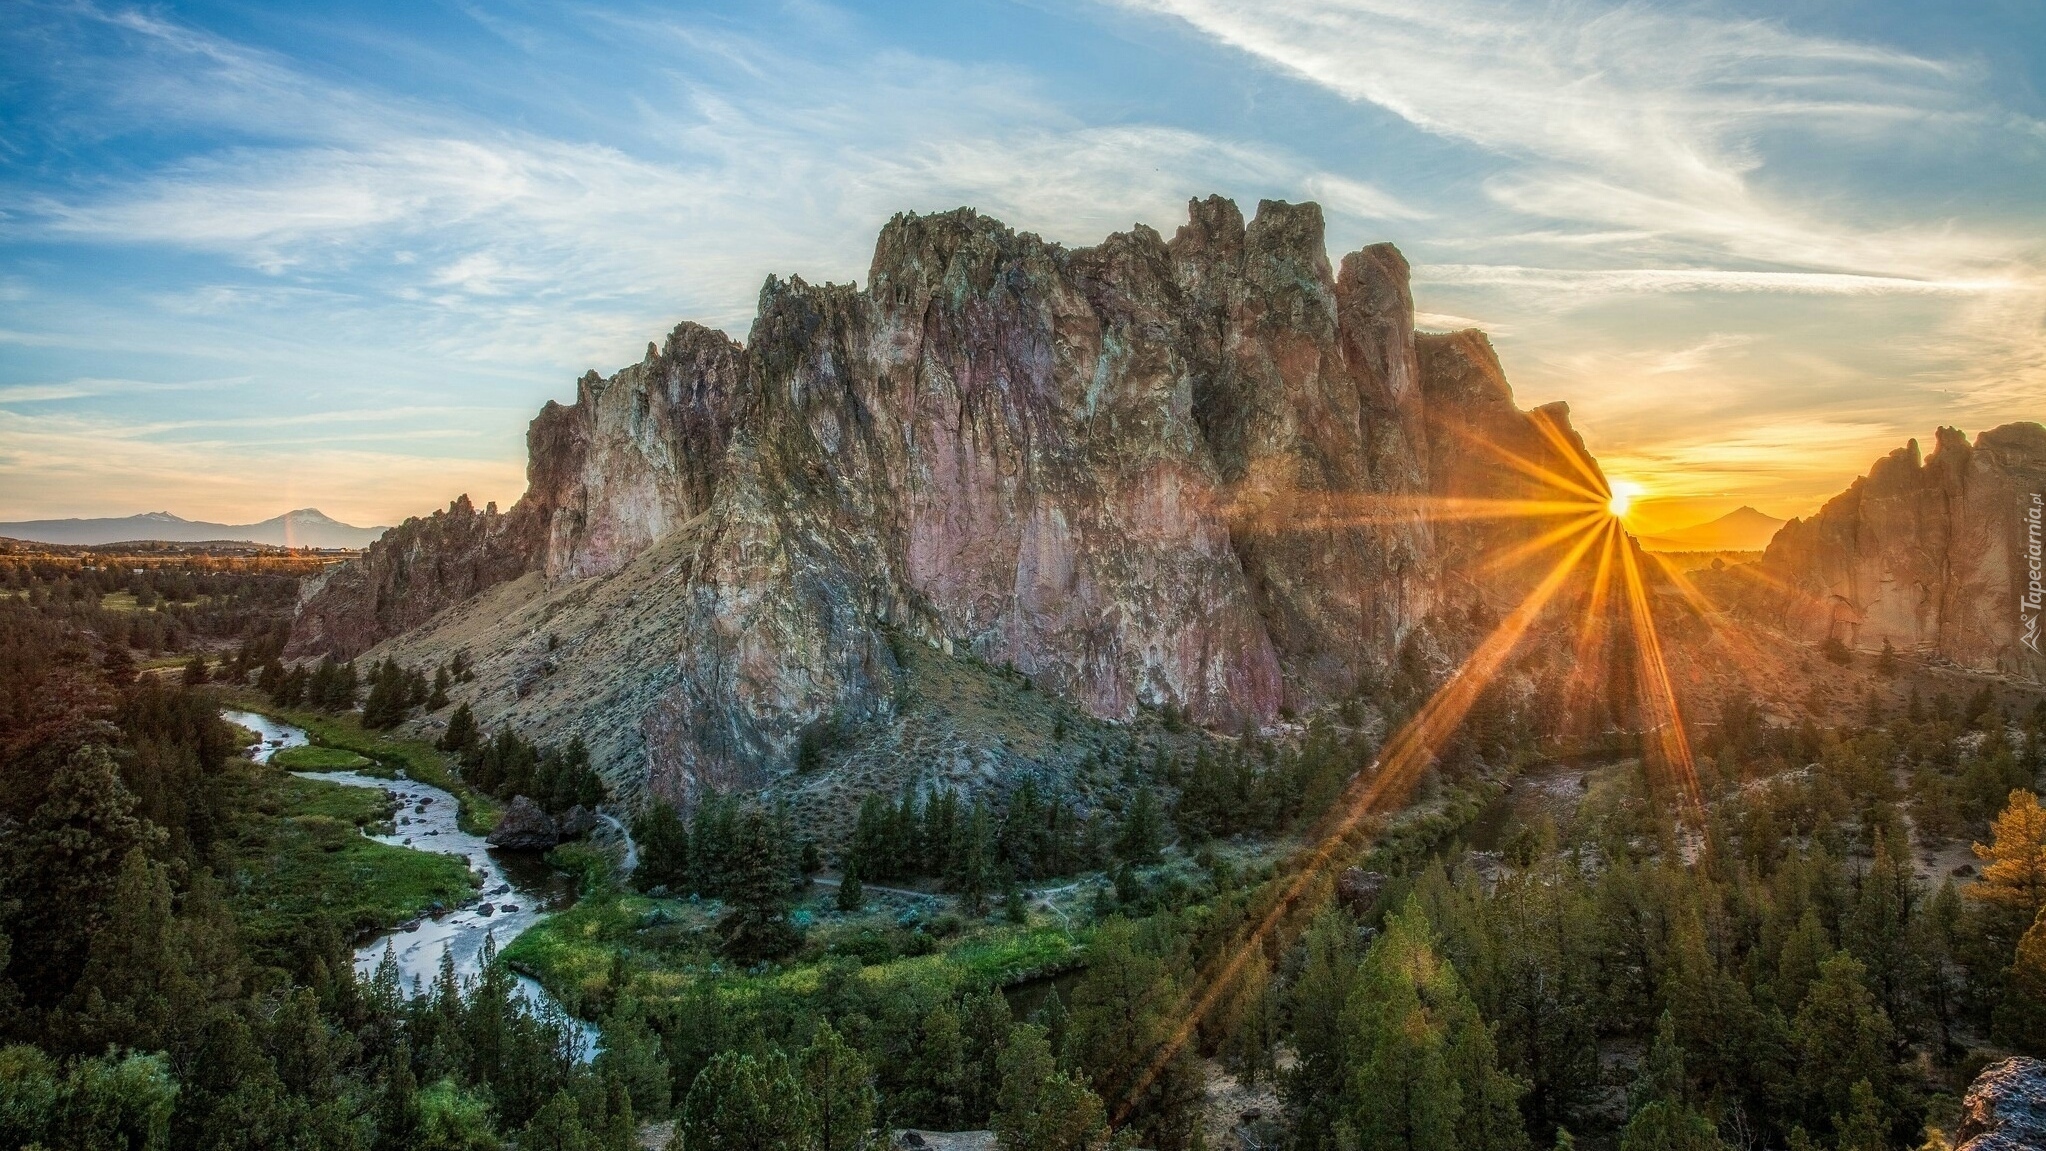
[1755,423,2046,679]
[1955,1056,2046,1151]
[293,197,1610,801]
[485,795,558,851]
[528,324,743,582]
[287,495,541,660]
[1418,329,1610,608]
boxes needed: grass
[224,765,476,962]
[272,745,376,771]
[220,691,500,834]
[98,591,210,613]
[502,879,1088,1018]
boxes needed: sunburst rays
[1108,434,1712,1131]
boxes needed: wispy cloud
[1419,264,2020,298]
[1116,0,2046,513]
[1115,0,2010,275]
[2,0,2042,525]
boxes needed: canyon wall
[293,197,1612,799]
[1756,422,2046,679]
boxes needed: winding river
[225,710,599,1059]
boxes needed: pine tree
[1992,907,2046,1055]
[801,1021,877,1151]
[850,795,892,883]
[4,745,160,1009]
[717,807,801,961]
[67,849,190,1054]
[595,999,672,1122]
[182,652,209,685]
[1773,909,1831,1015]
[362,660,407,729]
[1339,897,1528,1151]
[1286,909,1365,1149]
[835,860,864,913]
[901,1002,968,1130]
[1065,918,1203,1151]
[520,1088,602,1151]
[954,799,996,916]
[1791,952,1896,1134]
[992,1023,1107,1151]
[632,801,690,894]
[1618,1012,1728,1151]
[1217,948,1278,1087]
[439,703,480,756]
[1833,1079,1887,1151]
[1114,787,1165,864]
[1971,789,2046,928]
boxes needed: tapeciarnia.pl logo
[2025,492,2042,654]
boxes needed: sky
[2,0,2042,536]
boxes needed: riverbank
[229,708,599,1057]
[222,711,479,968]
[219,689,501,834]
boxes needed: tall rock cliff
[292,197,1610,800]
[1756,422,2046,679]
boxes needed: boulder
[1336,868,1388,916]
[487,795,559,851]
[1956,1056,2046,1151]
[557,804,599,840]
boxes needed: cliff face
[1758,422,2046,679]
[293,197,1609,799]
[529,323,742,582]
[287,495,539,660]
[1417,329,1607,606]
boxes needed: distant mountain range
[1635,505,1786,553]
[0,508,388,549]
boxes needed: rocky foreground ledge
[1956,1056,2046,1151]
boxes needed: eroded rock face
[1757,423,2046,678]
[1955,1056,2046,1151]
[293,197,1607,799]
[529,323,742,582]
[287,495,541,661]
[1418,329,1611,611]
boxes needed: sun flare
[1606,479,1645,520]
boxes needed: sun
[1607,480,1645,521]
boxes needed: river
[225,710,599,1059]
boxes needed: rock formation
[292,197,1611,801]
[1955,1056,2046,1151]
[289,494,539,659]
[1754,423,2046,679]
[486,795,559,851]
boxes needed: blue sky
[2,0,2042,532]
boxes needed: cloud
[1111,0,2046,515]
[5,0,2043,527]
[1417,264,2021,299]
[9,7,1401,333]
[1114,0,2007,276]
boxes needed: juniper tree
[716,807,801,961]
[801,1021,877,1151]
